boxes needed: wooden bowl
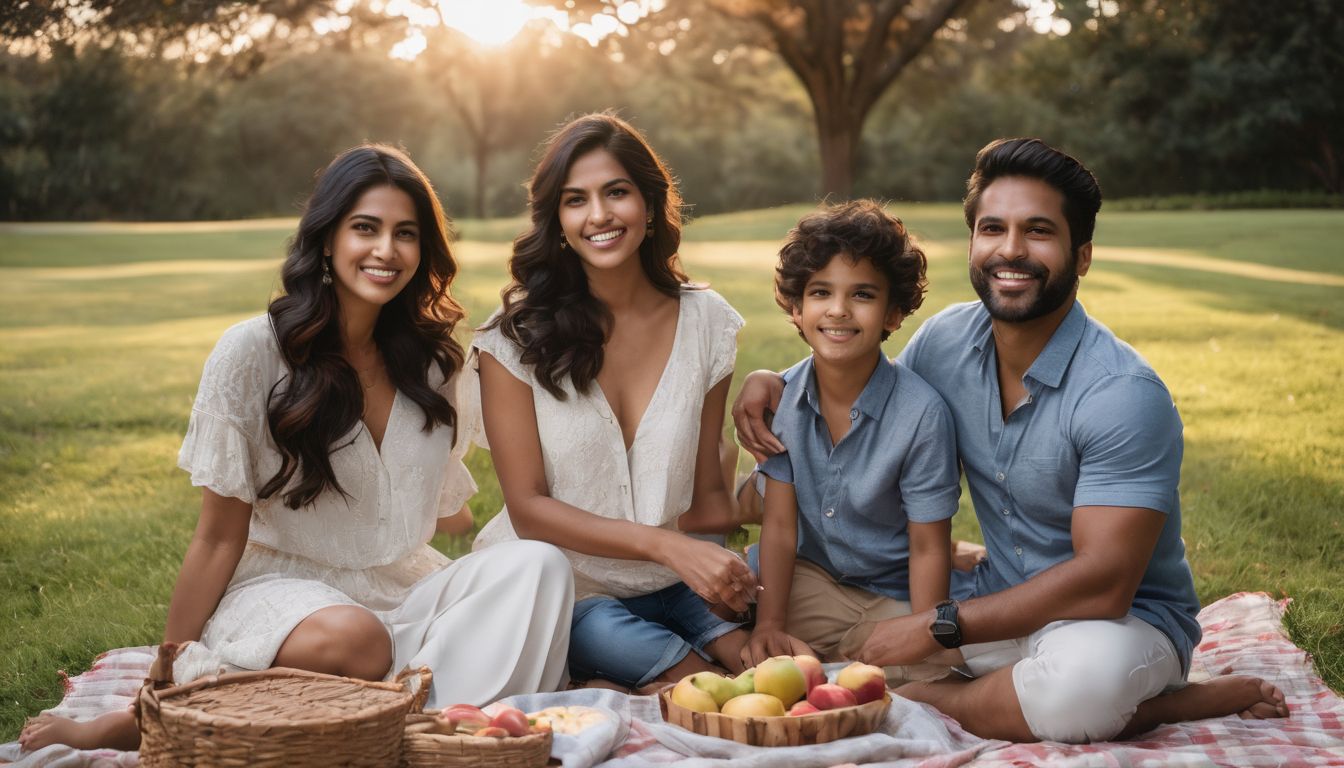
[659,687,891,747]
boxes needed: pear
[729,669,755,698]
[671,678,719,713]
[688,671,737,707]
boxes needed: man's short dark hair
[963,138,1102,253]
[775,200,927,341]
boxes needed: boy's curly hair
[775,200,927,341]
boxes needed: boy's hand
[731,370,786,462]
[741,627,813,667]
[953,539,988,572]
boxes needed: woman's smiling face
[328,184,421,314]
[558,148,649,277]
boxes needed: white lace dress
[471,288,744,601]
[174,315,573,705]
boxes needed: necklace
[350,351,383,390]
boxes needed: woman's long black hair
[259,144,465,509]
[483,112,688,398]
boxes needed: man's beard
[970,254,1078,323]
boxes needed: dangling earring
[645,215,655,239]
[559,235,569,250]
[321,249,333,286]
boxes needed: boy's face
[791,253,903,366]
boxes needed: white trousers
[960,614,1184,743]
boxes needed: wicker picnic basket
[401,710,553,768]
[135,644,430,767]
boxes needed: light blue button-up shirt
[898,300,1202,672]
[761,354,960,601]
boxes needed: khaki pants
[783,558,950,686]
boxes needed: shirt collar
[797,352,897,422]
[1026,300,1087,389]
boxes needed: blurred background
[2,0,1340,223]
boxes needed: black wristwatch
[930,599,963,649]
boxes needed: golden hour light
[436,0,545,46]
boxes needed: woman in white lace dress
[20,145,573,753]
[473,114,757,692]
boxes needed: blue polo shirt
[760,354,960,601]
[897,300,1202,672]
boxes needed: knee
[1015,656,1135,743]
[287,606,391,681]
[510,541,574,589]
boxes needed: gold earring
[321,256,333,286]
[559,235,569,250]
[646,215,655,239]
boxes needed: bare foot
[1121,674,1288,739]
[18,709,140,753]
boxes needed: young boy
[742,200,962,680]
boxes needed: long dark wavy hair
[259,144,465,509]
[483,112,688,398]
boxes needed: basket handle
[396,666,434,713]
[148,642,178,689]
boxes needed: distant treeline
[2,0,1339,221]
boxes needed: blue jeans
[568,582,743,688]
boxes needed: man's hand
[731,370,786,462]
[855,611,941,667]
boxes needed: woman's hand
[662,535,758,614]
[730,370,787,462]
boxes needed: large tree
[704,0,988,199]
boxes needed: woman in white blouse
[473,113,757,692]
[20,145,573,753]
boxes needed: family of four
[20,113,1287,755]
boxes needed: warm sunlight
[436,0,539,46]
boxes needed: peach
[753,656,807,707]
[836,662,887,704]
[788,700,821,717]
[720,693,786,717]
[806,683,859,711]
[475,726,510,738]
[437,703,490,733]
[793,654,826,692]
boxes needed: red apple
[488,707,531,737]
[792,654,826,692]
[788,700,821,717]
[835,662,887,704]
[806,683,859,711]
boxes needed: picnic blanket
[5,592,1342,767]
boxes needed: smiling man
[733,138,1288,742]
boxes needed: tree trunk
[472,142,489,219]
[814,101,861,200]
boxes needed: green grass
[2,209,1342,739]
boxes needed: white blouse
[176,314,480,610]
[471,288,744,601]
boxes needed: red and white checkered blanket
[5,592,1342,766]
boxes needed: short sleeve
[704,290,745,387]
[759,451,794,485]
[1072,374,1183,513]
[470,319,534,386]
[176,320,272,504]
[898,398,960,523]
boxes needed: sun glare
[436,0,535,46]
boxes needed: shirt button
[849,409,858,420]
[1014,546,1023,556]
[1002,508,1010,516]
[996,472,1005,482]
[824,508,835,518]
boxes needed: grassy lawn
[2,207,1341,738]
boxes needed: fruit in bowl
[836,662,887,705]
[753,656,808,707]
[427,703,550,738]
[720,692,786,717]
[806,683,859,711]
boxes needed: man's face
[968,176,1091,323]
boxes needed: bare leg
[19,709,141,753]
[704,628,751,675]
[274,605,392,680]
[897,665,1036,741]
[1117,675,1289,739]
